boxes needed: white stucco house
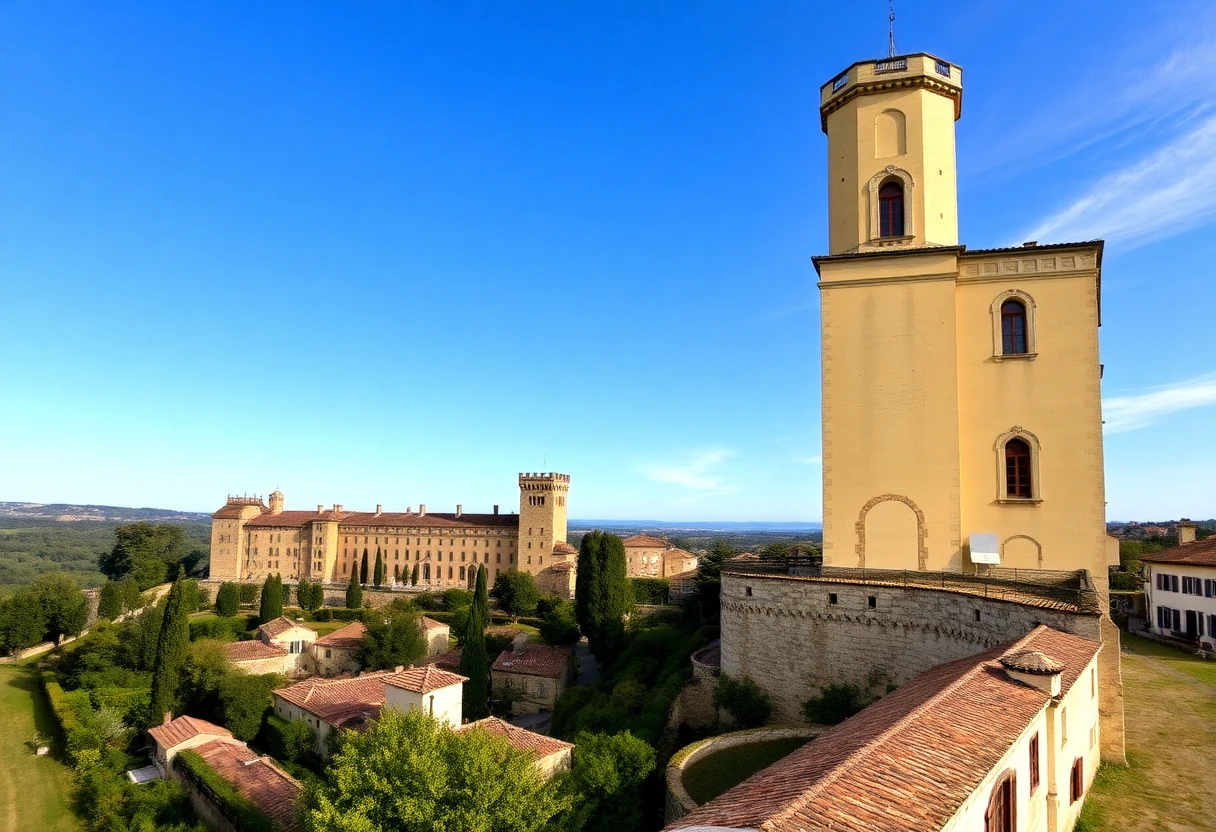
[1141,522,1216,647]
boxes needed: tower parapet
[518,473,571,583]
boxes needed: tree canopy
[459,566,491,720]
[149,569,192,720]
[345,569,363,609]
[490,569,540,619]
[99,522,204,590]
[558,731,656,832]
[301,708,568,832]
[259,574,283,624]
[575,531,630,662]
[373,549,385,588]
[355,599,426,671]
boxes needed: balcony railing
[875,58,908,74]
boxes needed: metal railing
[721,558,1100,612]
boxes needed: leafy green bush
[629,578,670,606]
[261,714,317,763]
[713,674,772,728]
[311,608,333,622]
[443,588,473,609]
[1109,571,1143,591]
[237,583,258,605]
[413,591,445,611]
[539,599,582,646]
[331,608,364,622]
[175,749,276,832]
[189,616,249,642]
[802,683,865,725]
[215,583,240,617]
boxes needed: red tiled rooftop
[382,665,467,693]
[667,626,1101,832]
[314,621,367,650]
[552,541,578,555]
[421,647,464,671]
[243,509,520,530]
[492,643,574,678]
[148,715,231,750]
[458,717,572,759]
[1139,537,1216,567]
[212,502,265,519]
[622,534,668,548]
[273,670,395,725]
[224,640,288,662]
[194,738,302,832]
[258,616,312,640]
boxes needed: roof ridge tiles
[764,625,1051,829]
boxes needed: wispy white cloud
[1018,114,1216,250]
[1103,374,1216,434]
[645,448,736,497]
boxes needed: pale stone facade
[622,535,699,579]
[209,473,576,597]
[223,617,318,677]
[490,643,576,714]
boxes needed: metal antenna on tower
[887,2,897,58]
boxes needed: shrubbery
[713,674,772,729]
[237,583,258,605]
[539,599,582,646]
[1109,571,1143,591]
[215,583,240,617]
[802,682,865,725]
[629,578,669,606]
[188,616,251,642]
[261,714,317,764]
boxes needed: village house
[622,534,699,579]
[147,714,234,775]
[457,717,572,777]
[311,616,451,678]
[490,640,576,715]
[223,616,317,677]
[667,626,1102,832]
[1140,521,1216,646]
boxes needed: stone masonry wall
[720,572,1103,726]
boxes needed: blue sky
[1,1,1213,522]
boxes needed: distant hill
[571,519,821,532]
[0,502,212,524]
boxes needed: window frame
[866,166,915,243]
[878,181,905,238]
[994,427,1043,503]
[990,289,1038,359]
[984,769,1017,832]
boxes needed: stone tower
[269,490,285,515]
[209,496,268,581]
[517,473,571,577]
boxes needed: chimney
[376,504,383,517]
[999,650,1063,697]
[1023,240,1038,247]
[317,504,324,515]
[493,505,499,515]
[163,711,173,726]
[512,633,529,652]
[333,504,343,513]
[419,504,426,516]
[456,505,462,518]
[394,665,404,673]
[1179,520,1198,545]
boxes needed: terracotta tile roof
[548,561,575,573]
[382,665,467,693]
[244,509,520,530]
[552,541,578,555]
[1139,537,1216,567]
[211,502,265,519]
[667,626,1101,832]
[420,616,448,631]
[194,738,302,832]
[421,647,463,671]
[458,717,572,759]
[273,671,395,726]
[622,534,668,548]
[492,644,574,678]
[668,568,699,581]
[664,548,696,559]
[224,640,288,662]
[148,715,231,750]
[314,621,367,650]
[258,616,313,640]
[485,626,521,639]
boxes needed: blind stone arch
[1001,534,1043,569]
[875,109,907,157]
[854,493,928,570]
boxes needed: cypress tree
[473,565,490,630]
[410,563,420,587]
[360,548,369,584]
[393,564,401,583]
[346,568,363,609]
[373,548,385,588]
[149,568,191,722]
[575,530,604,641]
[259,573,283,623]
[216,582,240,616]
[97,580,123,620]
[599,533,630,661]
[459,566,490,719]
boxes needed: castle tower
[269,490,285,515]
[814,52,1120,759]
[209,496,268,581]
[517,473,571,577]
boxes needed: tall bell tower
[518,473,571,577]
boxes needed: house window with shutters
[984,770,1016,832]
[1070,758,1084,803]
[1029,733,1040,792]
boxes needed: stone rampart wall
[720,572,1103,725]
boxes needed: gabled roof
[458,717,572,759]
[273,671,395,726]
[664,548,696,559]
[224,640,287,662]
[148,715,231,750]
[667,626,1101,832]
[420,616,448,631]
[421,647,464,672]
[492,644,574,678]
[622,534,668,548]
[382,665,467,693]
[258,616,313,640]
[1140,537,1216,567]
[194,738,302,832]
[552,541,578,555]
[314,621,367,650]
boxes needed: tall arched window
[1005,438,1033,498]
[1001,300,1028,354]
[878,181,904,237]
[985,771,1016,832]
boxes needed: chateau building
[208,472,575,596]
[622,534,699,579]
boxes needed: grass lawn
[1078,633,1216,831]
[681,738,809,805]
[0,663,81,832]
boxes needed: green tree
[575,532,629,662]
[393,564,401,583]
[149,569,192,721]
[133,603,165,671]
[0,590,48,651]
[120,577,143,612]
[694,539,737,621]
[713,674,772,728]
[473,564,491,630]
[355,599,426,670]
[220,671,284,741]
[345,569,363,609]
[100,522,196,589]
[97,580,124,620]
[410,562,420,587]
[360,548,369,584]
[575,530,603,640]
[373,548,385,588]
[801,682,865,725]
[539,599,582,646]
[559,731,656,832]
[297,578,321,613]
[459,567,490,720]
[215,582,240,617]
[259,574,283,624]
[301,708,568,832]
[599,534,630,660]
[491,569,540,620]
[34,572,89,644]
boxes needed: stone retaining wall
[664,726,819,823]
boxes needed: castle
[208,472,576,597]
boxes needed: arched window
[985,771,1016,832]
[878,181,904,237]
[1001,300,1028,354]
[1005,438,1032,498]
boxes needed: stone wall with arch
[854,493,929,570]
